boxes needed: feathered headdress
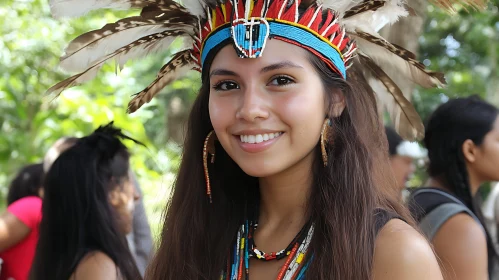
[46,0,488,140]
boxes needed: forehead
[209,40,312,72]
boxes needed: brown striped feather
[359,54,425,141]
[127,50,194,113]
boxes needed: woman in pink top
[0,163,44,280]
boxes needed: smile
[239,132,283,144]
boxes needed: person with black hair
[6,163,44,205]
[0,163,44,280]
[30,123,142,280]
[43,136,154,276]
[408,96,499,280]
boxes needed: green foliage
[414,1,499,123]
[0,0,184,238]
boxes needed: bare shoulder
[72,251,119,280]
[372,219,443,280]
[433,213,488,279]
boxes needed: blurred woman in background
[409,96,499,280]
[0,163,44,280]
[30,123,142,280]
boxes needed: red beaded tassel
[203,131,216,203]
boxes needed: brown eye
[269,76,294,86]
[213,81,240,91]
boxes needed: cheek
[209,94,236,131]
[277,90,325,135]
[480,141,499,178]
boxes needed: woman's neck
[257,155,313,231]
[425,174,481,196]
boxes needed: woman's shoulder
[6,196,42,228]
[8,196,42,209]
[432,213,488,279]
[71,251,119,280]
[372,219,443,280]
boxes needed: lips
[235,132,283,153]
[239,132,283,144]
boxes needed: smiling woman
[43,0,485,278]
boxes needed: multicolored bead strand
[221,219,314,280]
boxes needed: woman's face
[109,172,139,234]
[208,40,329,178]
[469,116,499,182]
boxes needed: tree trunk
[166,96,189,144]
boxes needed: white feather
[60,24,192,72]
[180,0,207,16]
[49,34,190,97]
[320,0,363,15]
[342,0,408,33]
[46,66,102,97]
[353,35,445,88]
[115,35,191,68]
[50,0,132,18]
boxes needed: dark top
[374,208,402,236]
[407,187,497,278]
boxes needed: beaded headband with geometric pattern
[46,0,488,140]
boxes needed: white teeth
[239,132,282,143]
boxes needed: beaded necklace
[221,218,314,280]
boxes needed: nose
[235,86,269,122]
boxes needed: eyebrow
[209,69,240,78]
[260,61,304,73]
[209,61,304,78]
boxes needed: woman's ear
[329,89,346,117]
[462,139,478,163]
[108,188,121,207]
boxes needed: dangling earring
[321,118,332,167]
[203,130,217,203]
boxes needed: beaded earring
[203,130,217,203]
[321,119,332,167]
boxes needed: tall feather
[359,54,424,140]
[50,0,186,18]
[180,0,212,16]
[127,50,194,113]
[343,0,385,18]
[320,0,363,15]
[342,0,408,33]
[351,32,446,88]
[47,29,190,97]
[60,15,195,72]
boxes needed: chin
[236,161,283,178]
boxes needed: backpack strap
[420,203,477,240]
[411,188,484,240]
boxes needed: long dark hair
[146,40,410,280]
[7,163,44,205]
[424,96,499,270]
[30,123,142,280]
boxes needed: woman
[0,163,43,280]
[409,96,499,280]
[30,123,142,280]
[45,0,461,279]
